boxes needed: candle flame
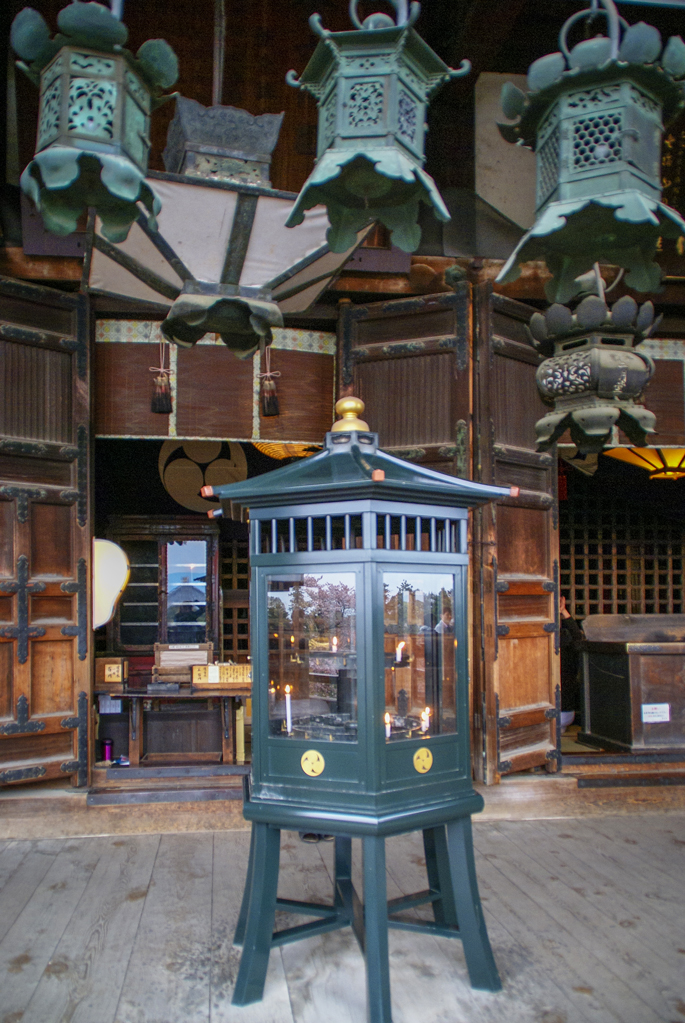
[384,712,390,724]
[285,685,291,694]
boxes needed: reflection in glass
[267,573,357,741]
[383,573,455,740]
[166,540,208,643]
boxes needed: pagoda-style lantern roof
[206,401,511,516]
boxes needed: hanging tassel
[150,337,173,414]
[259,347,281,417]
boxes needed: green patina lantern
[204,398,509,1020]
[11,1,178,241]
[285,0,470,253]
[496,0,685,303]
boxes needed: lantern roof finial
[331,397,369,432]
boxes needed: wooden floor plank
[491,821,685,1003]
[475,823,677,1022]
[0,839,64,944]
[0,838,105,1022]
[386,830,604,1023]
[114,833,212,1023]
[0,839,39,893]
[210,829,295,1023]
[544,817,685,923]
[583,813,685,879]
[523,818,685,949]
[19,834,161,1023]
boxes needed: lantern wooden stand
[206,399,510,1021]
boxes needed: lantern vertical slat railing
[385,515,392,551]
[325,516,332,552]
[430,519,437,553]
[254,520,261,558]
[271,519,278,555]
[460,519,467,556]
[307,517,314,552]
[344,515,351,551]
[400,517,407,552]
[415,516,422,553]
[289,518,296,554]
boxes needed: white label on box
[207,664,220,684]
[104,663,122,682]
[641,703,670,723]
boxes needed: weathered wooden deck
[0,809,684,1023]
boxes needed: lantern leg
[233,821,257,947]
[445,816,502,992]
[232,822,281,1006]
[362,835,393,1023]
[422,825,458,927]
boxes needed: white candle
[285,685,292,734]
[385,712,391,739]
[395,641,405,663]
[331,636,338,652]
[421,707,431,733]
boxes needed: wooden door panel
[472,286,560,783]
[0,278,90,788]
[340,288,471,470]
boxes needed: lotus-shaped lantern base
[536,401,655,453]
[497,192,685,303]
[286,151,450,253]
[21,148,161,243]
[161,284,283,359]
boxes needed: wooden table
[96,687,251,766]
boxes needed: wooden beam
[0,247,82,282]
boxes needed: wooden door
[471,282,560,784]
[338,287,471,476]
[0,277,91,787]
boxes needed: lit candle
[421,706,431,733]
[331,636,338,652]
[395,641,405,663]
[385,712,391,739]
[290,634,295,646]
[285,684,292,733]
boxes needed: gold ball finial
[331,396,369,432]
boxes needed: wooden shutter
[338,288,471,475]
[471,285,560,784]
[0,277,91,787]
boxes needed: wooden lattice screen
[221,539,250,662]
[560,495,684,619]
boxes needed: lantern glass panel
[267,572,358,742]
[166,540,208,644]
[383,572,456,740]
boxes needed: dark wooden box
[582,615,685,753]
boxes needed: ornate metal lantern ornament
[529,271,660,451]
[285,0,470,252]
[496,0,685,303]
[203,398,510,1019]
[11,1,178,241]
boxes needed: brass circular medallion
[301,750,325,777]
[413,747,433,774]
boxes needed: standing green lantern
[11,1,178,241]
[285,0,470,253]
[204,398,510,1021]
[496,0,685,303]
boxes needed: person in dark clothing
[559,594,584,726]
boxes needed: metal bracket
[61,558,88,659]
[0,486,47,523]
[60,760,79,773]
[496,624,510,637]
[0,555,46,663]
[543,622,557,633]
[495,579,509,593]
[544,706,558,720]
[497,714,512,728]
[0,694,46,735]
[0,766,47,784]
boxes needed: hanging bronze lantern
[529,285,659,452]
[11,2,178,242]
[495,0,685,303]
[285,0,470,252]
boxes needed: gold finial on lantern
[331,397,369,432]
